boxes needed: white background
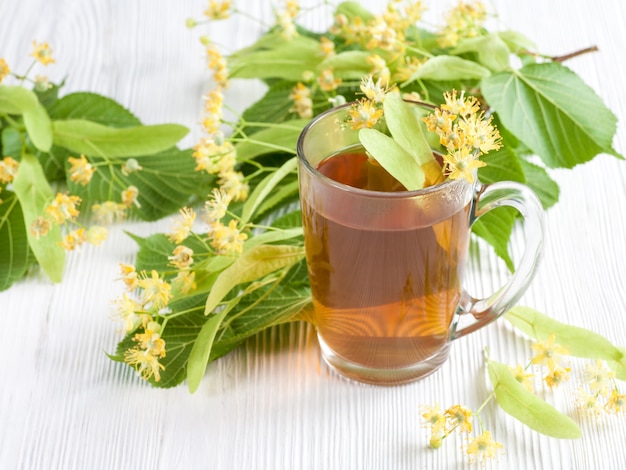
[1,1,625,468]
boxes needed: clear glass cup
[296,103,545,385]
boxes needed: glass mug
[296,103,544,385]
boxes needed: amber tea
[301,149,471,381]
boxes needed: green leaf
[610,347,626,381]
[0,192,34,291]
[52,119,189,157]
[0,85,53,151]
[497,30,537,54]
[235,120,307,161]
[478,146,525,185]
[49,92,141,127]
[488,359,581,439]
[505,306,626,365]
[319,51,373,79]
[241,156,298,224]
[481,62,619,169]
[471,206,516,271]
[519,158,560,209]
[204,244,306,315]
[451,33,511,72]
[404,55,491,84]
[12,154,65,282]
[359,127,425,190]
[383,92,434,165]
[228,34,323,81]
[68,147,211,222]
[187,310,228,393]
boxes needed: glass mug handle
[453,181,545,339]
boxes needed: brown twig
[551,45,599,63]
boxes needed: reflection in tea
[302,149,471,373]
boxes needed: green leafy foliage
[0,80,202,290]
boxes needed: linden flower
[68,154,96,186]
[366,54,390,86]
[346,99,384,130]
[465,430,504,464]
[218,170,249,202]
[531,333,570,372]
[0,156,19,183]
[134,327,167,358]
[30,40,55,66]
[360,75,390,103]
[457,112,502,154]
[394,56,425,83]
[605,389,626,414]
[30,216,51,239]
[211,219,248,255]
[420,403,447,436]
[85,225,108,246]
[121,185,141,208]
[137,270,173,310]
[544,365,571,388]
[60,228,87,251]
[204,187,231,224]
[365,16,402,52]
[45,192,81,224]
[193,138,236,175]
[510,364,535,393]
[124,347,165,382]
[205,44,228,87]
[92,201,127,225]
[113,292,143,333]
[438,1,487,49]
[576,388,603,416]
[168,207,196,244]
[282,0,300,18]
[445,404,473,433]
[276,10,298,40]
[317,67,342,92]
[442,146,486,184]
[441,89,481,117]
[289,82,313,119]
[173,270,197,295]
[0,58,10,83]
[319,37,336,57]
[119,263,139,291]
[34,75,52,92]
[583,360,616,397]
[121,158,143,176]
[423,108,456,137]
[204,0,231,20]
[168,245,194,270]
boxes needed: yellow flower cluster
[423,89,501,183]
[421,403,503,463]
[438,0,487,48]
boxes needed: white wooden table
[1,1,625,468]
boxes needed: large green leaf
[451,33,511,72]
[67,148,211,221]
[52,119,189,158]
[518,158,559,210]
[481,62,620,168]
[0,193,33,291]
[12,154,65,283]
[488,359,581,439]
